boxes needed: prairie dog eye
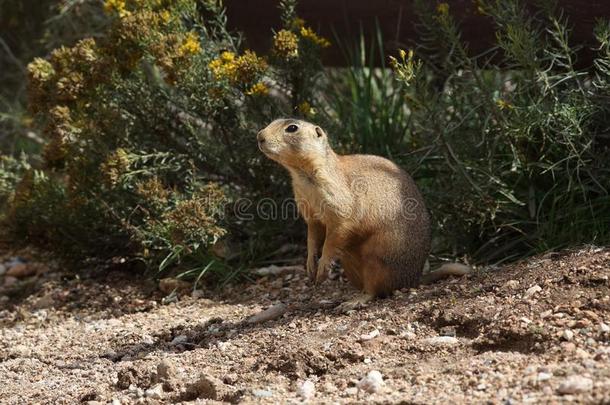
[285,124,299,133]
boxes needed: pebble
[359,329,380,341]
[0,264,6,276]
[156,359,178,385]
[158,278,190,294]
[537,372,552,382]
[253,389,273,398]
[247,303,287,324]
[524,284,542,298]
[170,335,188,346]
[297,380,316,400]
[145,384,164,399]
[357,370,384,393]
[5,257,25,268]
[191,289,205,299]
[33,294,55,310]
[557,375,593,394]
[599,323,610,333]
[6,263,35,278]
[253,265,300,276]
[423,336,460,346]
[4,276,18,287]
[128,385,144,398]
[562,329,574,341]
[186,374,221,400]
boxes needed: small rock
[186,374,223,400]
[297,380,315,400]
[575,348,590,358]
[253,265,300,276]
[359,329,380,342]
[599,323,610,333]
[423,336,459,346]
[5,257,25,268]
[156,359,176,381]
[504,280,519,289]
[537,372,552,382]
[6,263,35,278]
[321,382,336,393]
[540,310,552,319]
[439,326,456,337]
[11,344,31,357]
[33,294,55,309]
[145,384,164,399]
[253,389,272,398]
[191,289,205,299]
[0,264,6,276]
[3,276,18,287]
[524,284,542,298]
[562,329,574,341]
[573,319,591,328]
[158,278,190,294]
[581,310,600,322]
[557,376,593,395]
[223,373,238,385]
[170,335,188,346]
[357,370,384,394]
[247,303,287,324]
[345,387,358,395]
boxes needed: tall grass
[321,25,411,159]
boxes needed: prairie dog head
[257,118,330,168]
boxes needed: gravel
[0,246,609,404]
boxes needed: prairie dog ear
[315,126,326,138]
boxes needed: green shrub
[0,0,108,153]
[388,0,610,261]
[5,0,331,278]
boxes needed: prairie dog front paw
[306,252,319,281]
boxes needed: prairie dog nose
[257,130,266,144]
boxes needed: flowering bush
[5,0,330,276]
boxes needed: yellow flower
[496,99,513,110]
[220,51,235,63]
[159,10,171,23]
[104,0,130,18]
[436,2,450,15]
[179,32,201,56]
[27,58,55,83]
[209,50,266,85]
[299,26,331,48]
[389,48,421,87]
[233,50,268,84]
[101,148,131,188]
[273,29,299,59]
[246,82,269,96]
[291,17,305,30]
[298,101,315,117]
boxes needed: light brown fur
[258,118,462,298]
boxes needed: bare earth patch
[0,247,609,404]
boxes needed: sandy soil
[0,246,609,404]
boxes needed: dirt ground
[0,246,609,404]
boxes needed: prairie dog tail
[421,262,471,284]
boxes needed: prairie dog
[257,118,468,303]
